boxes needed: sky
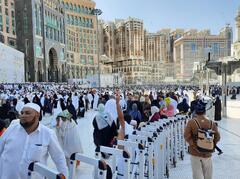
[94,0,239,38]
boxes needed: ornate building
[62,0,98,80]
[0,0,16,48]
[101,18,147,85]
[144,32,164,84]
[174,26,232,82]
[15,0,66,82]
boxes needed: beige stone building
[144,32,165,84]
[0,0,16,48]
[62,0,98,80]
[111,17,146,85]
[174,26,232,82]
[100,15,232,85]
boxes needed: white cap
[23,103,41,113]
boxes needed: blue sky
[95,0,239,38]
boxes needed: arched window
[69,3,73,10]
[81,6,84,13]
[67,15,70,24]
[73,4,77,12]
[90,19,93,28]
[77,5,81,13]
[71,15,74,25]
[78,17,82,26]
[75,16,78,26]
[82,17,85,27]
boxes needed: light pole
[92,8,102,90]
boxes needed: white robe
[56,120,83,159]
[72,95,79,110]
[93,93,99,110]
[87,93,93,105]
[104,99,118,123]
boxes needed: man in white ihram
[0,103,68,179]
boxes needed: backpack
[194,119,215,153]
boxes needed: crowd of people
[0,82,235,179]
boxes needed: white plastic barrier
[95,146,131,179]
[138,124,165,179]
[125,133,155,179]
[67,114,189,179]
[116,140,145,179]
[69,153,107,179]
[28,162,63,179]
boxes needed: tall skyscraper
[0,0,16,48]
[15,0,66,82]
[62,0,98,80]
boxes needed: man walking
[184,101,220,179]
[0,103,68,179]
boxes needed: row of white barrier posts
[27,114,189,179]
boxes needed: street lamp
[92,8,102,90]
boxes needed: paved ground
[42,95,240,179]
[170,95,240,179]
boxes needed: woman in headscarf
[129,103,142,126]
[165,97,174,117]
[177,98,190,114]
[66,98,77,124]
[142,95,151,122]
[149,106,161,122]
[214,96,222,121]
[92,103,118,150]
[56,109,83,167]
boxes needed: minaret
[236,6,240,42]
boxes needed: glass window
[5,8,8,15]
[191,43,196,51]
[213,43,219,53]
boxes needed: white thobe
[72,95,79,110]
[104,99,118,123]
[0,120,68,179]
[56,120,83,159]
[93,93,99,110]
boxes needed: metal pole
[41,0,47,82]
[206,68,209,96]
[222,63,227,117]
[96,14,101,90]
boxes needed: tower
[236,6,240,42]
